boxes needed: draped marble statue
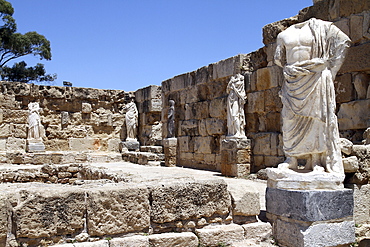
[125,99,138,141]
[167,100,175,138]
[274,18,351,174]
[27,102,44,142]
[227,74,246,137]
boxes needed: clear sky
[9,0,312,92]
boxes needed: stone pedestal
[220,136,250,177]
[163,138,177,167]
[27,141,45,153]
[266,168,355,247]
[121,139,140,152]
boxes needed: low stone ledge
[195,224,245,247]
[149,232,198,247]
[109,235,149,247]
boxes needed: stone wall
[0,82,132,153]
[135,85,162,146]
[161,0,370,173]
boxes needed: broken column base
[163,138,177,167]
[220,136,251,177]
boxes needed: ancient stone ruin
[1,0,370,246]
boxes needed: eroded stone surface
[110,235,149,247]
[149,232,198,247]
[150,179,231,223]
[87,184,150,236]
[196,224,245,247]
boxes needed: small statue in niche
[27,102,44,142]
[167,100,175,138]
[274,18,351,173]
[227,73,246,137]
[125,99,138,141]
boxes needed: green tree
[0,0,56,83]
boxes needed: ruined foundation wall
[0,82,133,153]
[162,0,370,173]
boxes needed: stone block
[227,180,260,216]
[205,118,226,135]
[150,180,231,223]
[12,123,27,138]
[87,184,150,236]
[338,99,370,130]
[0,194,9,246]
[6,137,26,151]
[343,156,359,173]
[334,18,350,37]
[180,120,199,136]
[0,123,10,138]
[266,188,353,222]
[207,79,228,100]
[252,133,280,156]
[69,138,98,151]
[274,218,355,247]
[107,138,121,152]
[27,142,45,153]
[0,138,6,151]
[212,55,243,79]
[264,87,283,112]
[247,91,264,113]
[255,66,283,91]
[196,224,245,247]
[61,111,69,126]
[193,136,214,154]
[262,17,299,45]
[334,73,356,103]
[339,0,370,19]
[135,85,161,102]
[109,235,149,247]
[209,97,227,118]
[177,136,189,152]
[81,102,92,113]
[349,184,370,224]
[340,137,354,155]
[350,14,364,43]
[149,232,198,247]
[73,240,109,247]
[11,186,85,239]
[340,42,370,73]
[242,222,272,242]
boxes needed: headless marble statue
[227,74,246,137]
[125,99,138,141]
[167,100,175,138]
[274,18,350,174]
[27,102,44,142]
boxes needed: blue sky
[9,0,312,92]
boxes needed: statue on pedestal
[274,18,351,174]
[167,100,175,138]
[125,99,138,141]
[27,102,44,142]
[227,74,246,137]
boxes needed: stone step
[140,145,163,154]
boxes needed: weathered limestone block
[3,109,28,124]
[209,97,227,118]
[274,218,355,247]
[247,91,264,113]
[196,224,245,247]
[87,184,150,236]
[73,240,109,247]
[148,232,198,247]
[150,180,231,223]
[11,186,85,239]
[81,102,92,113]
[340,42,370,73]
[0,123,10,138]
[264,87,283,112]
[252,66,283,91]
[135,85,161,103]
[205,118,226,136]
[350,14,364,43]
[252,132,281,156]
[242,222,272,242]
[340,137,354,155]
[343,156,359,173]
[193,136,214,154]
[6,137,26,151]
[110,235,149,247]
[334,18,350,37]
[337,99,370,130]
[262,17,299,45]
[180,120,199,136]
[339,0,370,19]
[212,55,244,79]
[0,194,9,247]
[107,138,121,152]
[69,138,99,151]
[0,138,6,151]
[348,184,370,224]
[226,180,260,217]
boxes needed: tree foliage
[0,0,56,83]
